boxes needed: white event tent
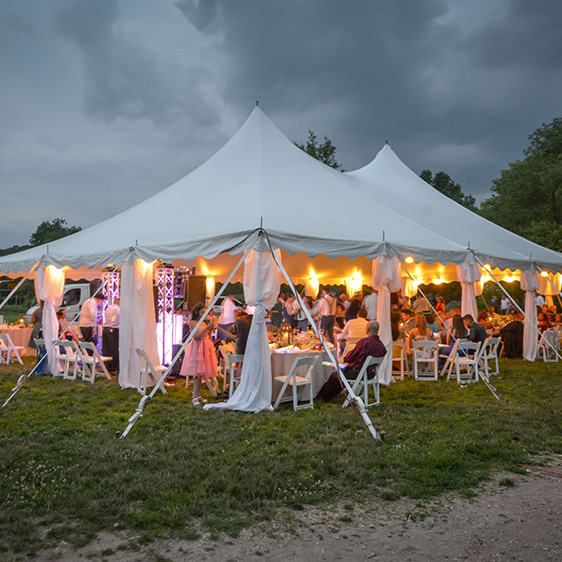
[1,107,561,409]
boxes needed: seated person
[317,321,387,402]
[413,297,430,314]
[438,313,468,367]
[425,312,440,335]
[56,309,80,342]
[477,310,494,330]
[499,312,524,358]
[337,308,368,353]
[537,312,552,333]
[487,305,502,327]
[463,314,487,344]
[401,309,415,334]
[407,313,435,354]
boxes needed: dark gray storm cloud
[1,0,561,247]
[176,0,562,197]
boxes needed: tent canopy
[0,107,560,278]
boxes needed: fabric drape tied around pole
[457,262,481,320]
[35,265,65,374]
[119,259,159,389]
[205,249,282,413]
[372,256,401,385]
[520,269,539,362]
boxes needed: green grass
[0,358,560,554]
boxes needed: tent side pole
[120,248,252,438]
[2,278,107,408]
[400,260,501,400]
[262,232,381,442]
[474,255,562,362]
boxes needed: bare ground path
[4,458,561,562]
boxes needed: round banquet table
[270,348,334,404]
[0,326,34,356]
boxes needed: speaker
[184,275,207,310]
[170,344,183,374]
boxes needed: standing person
[435,296,446,315]
[344,294,362,322]
[292,297,309,332]
[78,295,103,343]
[335,295,346,330]
[412,296,430,314]
[218,294,238,341]
[317,288,336,345]
[500,295,511,315]
[180,304,218,405]
[362,289,378,321]
[102,297,120,373]
[487,295,499,313]
[28,301,44,349]
[269,294,283,329]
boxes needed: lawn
[0,358,560,556]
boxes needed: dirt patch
[4,459,561,562]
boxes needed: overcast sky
[1,0,561,248]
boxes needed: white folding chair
[227,354,244,397]
[55,340,85,380]
[0,333,25,365]
[136,348,168,395]
[481,337,501,376]
[273,355,319,411]
[440,338,463,379]
[539,329,560,362]
[342,355,383,409]
[79,342,112,383]
[453,341,482,384]
[391,339,409,380]
[217,343,235,392]
[340,336,362,360]
[412,340,439,381]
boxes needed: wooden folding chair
[342,355,383,409]
[79,341,112,383]
[391,339,409,380]
[412,340,439,381]
[228,354,244,397]
[55,340,85,380]
[273,355,319,411]
[136,348,167,395]
[0,333,24,365]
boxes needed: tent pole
[2,277,107,408]
[474,256,562,362]
[120,247,252,438]
[0,260,41,312]
[262,231,382,442]
[400,259,500,400]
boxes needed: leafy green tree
[480,117,562,251]
[29,218,82,247]
[420,170,478,212]
[294,130,343,170]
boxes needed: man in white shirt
[78,295,103,342]
[102,298,120,372]
[535,293,545,308]
[362,290,378,321]
[412,297,430,314]
[218,294,238,341]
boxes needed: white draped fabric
[372,256,401,385]
[206,249,282,413]
[401,276,418,299]
[538,272,559,297]
[304,278,319,298]
[520,269,539,362]
[119,259,159,389]
[456,262,481,320]
[35,266,65,374]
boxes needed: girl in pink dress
[180,304,218,405]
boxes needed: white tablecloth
[271,349,333,403]
[0,327,34,356]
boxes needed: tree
[420,170,478,212]
[294,130,343,170]
[29,218,82,247]
[480,117,562,251]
